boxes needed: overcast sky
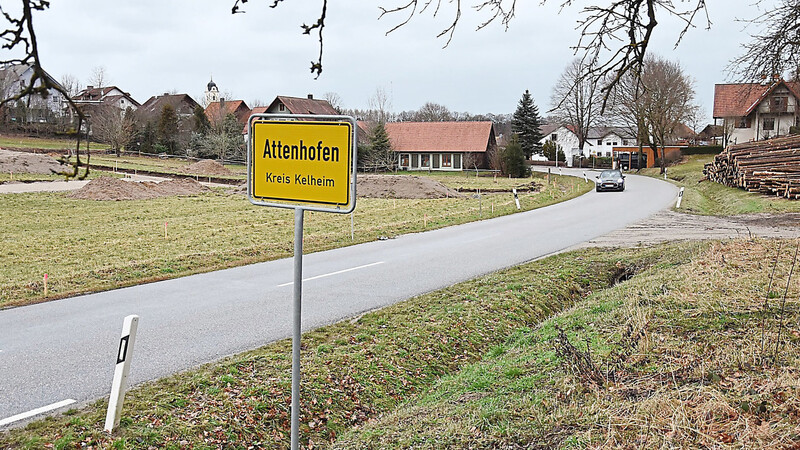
[32,1,777,125]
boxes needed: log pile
[703,135,800,199]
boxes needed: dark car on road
[595,169,625,192]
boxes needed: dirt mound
[68,177,209,200]
[357,174,462,199]
[180,159,233,176]
[0,149,66,174]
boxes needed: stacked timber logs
[703,135,800,199]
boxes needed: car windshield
[600,170,622,180]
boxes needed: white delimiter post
[104,315,139,433]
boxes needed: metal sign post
[247,114,357,449]
[291,208,304,450]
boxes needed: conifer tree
[511,89,544,159]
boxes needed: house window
[453,154,462,169]
[279,104,286,112]
[432,154,440,169]
[612,142,618,146]
[605,152,611,157]
[763,117,775,131]
[622,139,628,145]
[420,154,430,168]
[772,96,788,113]
[399,153,410,167]
[441,154,452,168]
[411,154,419,168]
[736,117,751,128]
[597,139,603,145]
[551,134,558,141]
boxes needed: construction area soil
[0,149,65,174]
[356,174,462,198]
[180,159,235,176]
[68,177,209,200]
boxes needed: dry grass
[335,239,800,448]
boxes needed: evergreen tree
[193,105,211,135]
[157,103,180,154]
[500,135,530,178]
[141,121,155,154]
[362,121,394,171]
[511,89,544,159]
[542,140,565,163]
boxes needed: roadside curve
[0,171,678,426]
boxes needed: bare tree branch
[730,0,800,82]
[1,1,90,178]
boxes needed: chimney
[163,92,169,96]
[307,94,313,100]
[87,85,94,90]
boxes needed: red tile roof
[385,121,495,153]
[713,81,800,118]
[241,107,269,133]
[267,96,338,115]
[205,100,251,124]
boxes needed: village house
[713,79,800,145]
[387,121,497,171]
[242,95,340,140]
[264,94,338,116]
[0,63,70,125]
[139,93,201,119]
[539,124,638,166]
[205,98,250,127]
[73,85,140,112]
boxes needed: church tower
[205,77,219,105]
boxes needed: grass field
[641,155,800,215]
[5,239,796,448]
[0,242,703,448]
[0,172,592,308]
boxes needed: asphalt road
[0,170,678,426]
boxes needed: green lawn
[0,134,108,151]
[0,172,591,308]
[641,154,800,215]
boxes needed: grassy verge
[640,155,800,215]
[335,239,800,448]
[0,173,592,308]
[0,243,698,449]
[0,135,88,151]
[83,155,246,181]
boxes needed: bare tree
[324,91,343,113]
[730,0,800,82]
[634,56,698,174]
[59,73,81,98]
[234,0,712,102]
[550,59,604,156]
[91,105,136,157]
[88,66,109,88]
[414,102,453,122]
[368,87,392,123]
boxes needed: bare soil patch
[580,210,800,248]
[357,174,462,199]
[180,159,234,176]
[0,149,66,174]
[68,177,208,201]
